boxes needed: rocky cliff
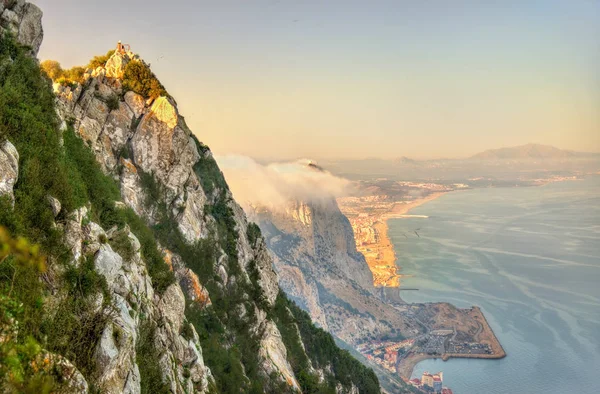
[52,47,299,393]
[0,2,380,393]
[0,0,43,55]
[245,166,430,392]
[251,178,420,346]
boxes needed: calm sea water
[388,177,600,394]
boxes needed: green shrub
[40,59,62,80]
[108,230,134,261]
[106,94,120,111]
[295,294,380,393]
[137,320,171,394]
[63,66,86,83]
[246,222,262,246]
[191,136,229,197]
[0,32,75,258]
[44,256,112,378]
[122,59,166,100]
[0,228,56,393]
[87,49,115,69]
[40,60,85,86]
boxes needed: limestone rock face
[124,91,145,118]
[168,250,212,307]
[63,206,89,263]
[254,197,418,345]
[119,158,151,220]
[51,201,213,393]
[89,228,211,394]
[277,265,329,329]
[104,51,129,79]
[259,321,301,392]
[0,1,43,55]
[54,48,305,392]
[0,140,19,204]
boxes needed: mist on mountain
[216,155,352,210]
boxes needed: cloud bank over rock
[215,155,352,210]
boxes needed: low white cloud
[215,156,351,210]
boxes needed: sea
[387,176,600,394]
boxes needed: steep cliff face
[0,5,381,392]
[53,49,300,392]
[253,194,420,345]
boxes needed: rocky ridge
[52,50,299,392]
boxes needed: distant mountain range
[469,143,593,160]
[319,144,600,181]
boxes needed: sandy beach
[340,192,447,288]
[384,192,447,219]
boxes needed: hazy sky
[35,0,599,160]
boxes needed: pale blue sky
[35,0,599,160]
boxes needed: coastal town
[409,371,453,393]
[338,180,506,392]
[338,180,461,287]
[355,303,504,392]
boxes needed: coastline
[343,191,448,288]
[369,192,507,379]
[383,191,447,220]
[377,192,447,287]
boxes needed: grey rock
[64,206,89,263]
[124,91,145,119]
[156,283,185,334]
[46,195,61,217]
[0,1,43,55]
[105,51,129,79]
[0,140,19,204]
[17,3,43,55]
[95,245,125,287]
[83,221,106,255]
[259,321,301,391]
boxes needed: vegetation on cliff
[0,32,172,390]
[0,31,381,393]
[122,59,167,100]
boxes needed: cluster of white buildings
[409,371,452,393]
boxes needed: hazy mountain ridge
[469,143,592,160]
[318,144,600,182]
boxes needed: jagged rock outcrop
[0,140,18,204]
[59,207,212,393]
[0,0,43,55]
